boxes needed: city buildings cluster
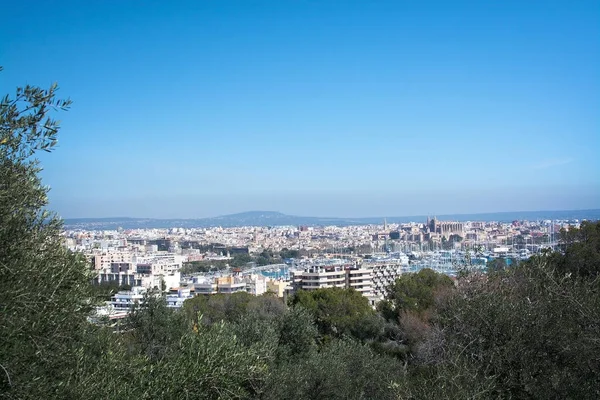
[71,218,580,319]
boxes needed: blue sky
[1,0,599,218]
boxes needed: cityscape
[2,0,599,398]
[70,212,592,319]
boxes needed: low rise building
[267,279,288,297]
[193,278,218,295]
[92,252,183,290]
[108,286,147,311]
[92,251,132,270]
[217,276,247,294]
[242,274,268,296]
[166,287,194,308]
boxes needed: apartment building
[346,267,373,297]
[95,269,142,287]
[191,274,268,296]
[363,258,409,299]
[216,276,247,294]
[193,279,218,295]
[93,286,193,322]
[92,252,183,290]
[290,257,409,303]
[290,263,373,297]
[242,274,268,296]
[92,251,132,270]
[292,265,347,292]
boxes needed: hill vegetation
[2,73,600,399]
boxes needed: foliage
[275,306,319,361]
[279,248,300,259]
[230,253,255,268]
[407,249,600,398]
[264,338,403,400]
[146,322,272,399]
[183,292,285,325]
[89,281,132,302]
[378,268,454,321]
[181,260,228,274]
[182,250,299,273]
[126,291,188,361]
[553,220,600,278]
[486,257,507,272]
[75,321,273,399]
[290,287,382,340]
[255,250,276,266]
[0,69,93,399]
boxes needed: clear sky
[1,0,599,218]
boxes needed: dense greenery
[183,291,285,325]
[2,72,600,399]
[553,220,600,279]
[290,287,383,342]
[486,257,507,272]
[0,70,93,399]
[421,255,600,398]
[90,282,132,302]
[378,268,454,320]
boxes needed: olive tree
[0,67,92,399]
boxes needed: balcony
[349,281,372,287]
[350,274,373,281]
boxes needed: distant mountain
[62,209,600,230]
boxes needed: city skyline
[63,209,600,232]
[2,0,599,218]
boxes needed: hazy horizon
[62,205,600,221]
[49,183,600,219]
[3,0,599,218]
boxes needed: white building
[363,258,409,299]
[289,257,409,304]
[346,267,373,297]
[166,287,194,308]
[190,274,268,296]
[242,274,268,296]
[193,277,218,295]
[217,280,247,294]
[290,263,372,296]
[139,272,181,291]
[95,269,142,287]
[292,265,347,292]
[108,286,147,311]
[92,252,183,291]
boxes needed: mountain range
[63,209,600,230]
